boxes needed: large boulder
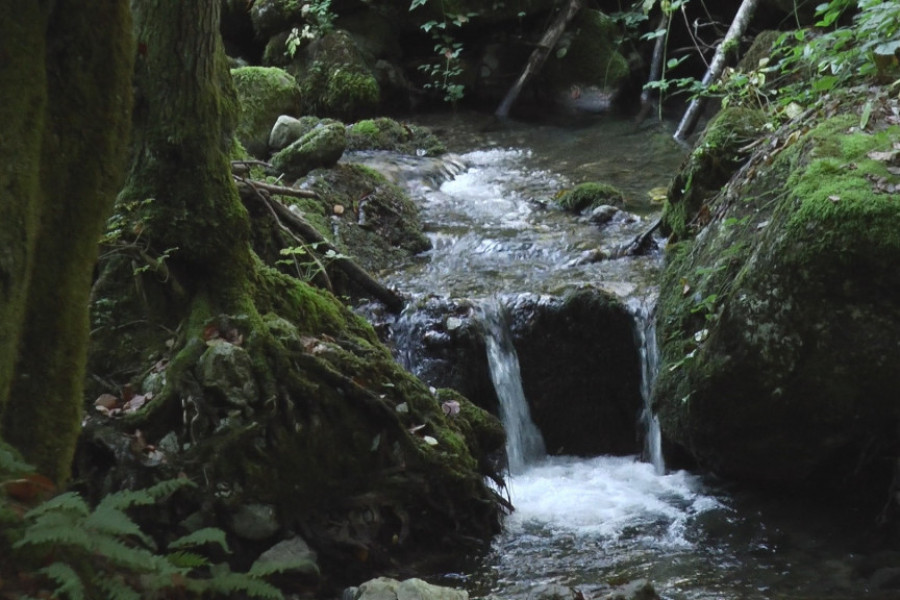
[508,289,643,457]
[231,66,301,157]
[654,99,900,496]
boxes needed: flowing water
[348,113,893,599]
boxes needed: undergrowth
[0,441,289,599]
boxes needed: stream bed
[348,112,895,599]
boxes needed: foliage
[1,451,284,599]
[772,0,900,105]
[285,0,336,59]
[409,0,472,103]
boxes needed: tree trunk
[0,1,133,483]
[495,0,583,119]
[673,0,759,142]
[122,0,252,307]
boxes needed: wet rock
[230,502,280,541]
[270,120,347,179]
[387,296,498,415]
[527,583,575,600]
[589,204,621,226]
[507,289,643,456]
[232,66,302,157]
[346,117,446,156]
[352,577,468,600]
[598,579,659,600]
[254,535,321,588]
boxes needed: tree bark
[673,0,759,142]
[495,0,583,119]
[0,1,134,483]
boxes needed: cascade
[631,301,665,475]
[479,298,545,474]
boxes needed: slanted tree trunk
[673,0,759,142]
[0,1,133,483]
[495,0,583,119]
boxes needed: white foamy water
[505,456,716,544]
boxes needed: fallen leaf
[408,424,426,434]
[441,400,460,416]
[828,195,841,203]
[2,473,56,503]
[123,393,152,413]
[94,393,119,409]
[422,435,438,446]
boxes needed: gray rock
[270,121,347,179]
[598,579,659,600]
[269,115,305,151]
[254,536,320,579]
[589,204,620,226]
[527,583,574,600]
[230,503,279,541]
[353,577,468,600]
[197,341,259,409]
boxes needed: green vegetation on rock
[557,182,625,213]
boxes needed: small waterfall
[479,299,545,474]
[632,301,665,475]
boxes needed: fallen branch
[616,217,662,257]
[637,14,667,124]
[673,0,759,142]
[236,176,406,313]
[495,0,583,119]
[235,177,320,200]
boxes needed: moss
[663,107,768,239]
[781,120,900,275]
[231,66,301,157]
[557,181,625,212]
[346,118,446,156]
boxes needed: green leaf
[168,527,231,553]
[38,563,85,600]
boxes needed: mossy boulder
[662,106,768,240]
[232,66,302,157]
[249,0,305,40]
[302,163,431,274]
[289,30,380,120]
[654,97,900,500]
[270,119,347,178]
[346,118,446,156]
[541,10,629,105]
[557,182,626,213]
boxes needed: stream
[347,112,892,599]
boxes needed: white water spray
[479,299,545,474]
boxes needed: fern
[168,526,231,553]
[94,576,143,600]
[84,504,155,548]
[249,556,320,578]
[166,550,210,569]
[14,510,93,549]
[0,440,34,477]
[207,571,285,600]
[22,491,89,519]
[38,563,85,600]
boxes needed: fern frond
[249,557,320,578]
[207,572,285,600]
[143,478,196,501]
[0,441,34,477]
[94,574,142,600]
[38,562,85,600]
[168,527,230,553]
[14,511,92,549]
[92,535,167,573]
[23,492,89,519]
[96,488,157,511]
[166,550,210,569]
[84,505,154,548]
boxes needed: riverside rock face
[654,97,900,496]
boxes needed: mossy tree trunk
[0,1,133,484]
[122,0,252,314]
